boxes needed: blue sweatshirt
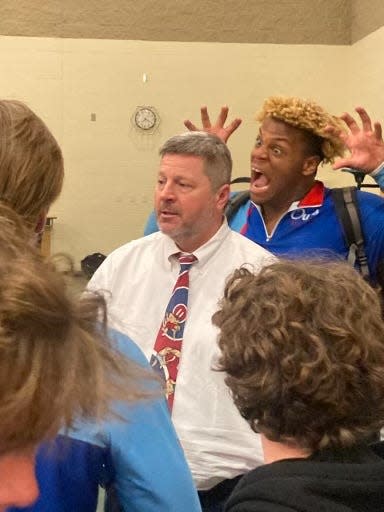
[10,330,201,512]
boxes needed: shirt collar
[295,180,325,208]
[251,180,326,216]
[162,218,231,268]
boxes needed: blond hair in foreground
[0,207,154,454]
[0,100,63,229]
[213,260,384,453]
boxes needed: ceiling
[0,0,383,45]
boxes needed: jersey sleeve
[357,191,384,283]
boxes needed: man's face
[0,449,38,510]
[250,117,317,209]
[155,154,229,252]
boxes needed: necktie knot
[178,253,197,272]
[178,253,197,264]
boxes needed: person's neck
[261,204,291,235]
[173,217,224,253]
[261,434,311,464]
[260,181,316,235]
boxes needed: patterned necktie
[150,253,197,411]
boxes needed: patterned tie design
[150,253,197,411]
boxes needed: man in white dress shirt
[89,132,274,512]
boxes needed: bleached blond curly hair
[257,96,345,164]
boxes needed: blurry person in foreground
[0,208,152,510]
[213,259,384,512]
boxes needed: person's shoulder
[327,186,384,207]
[356,189,384,204]
[353,189,384,224]
[107,231,164,261]
[226,463,301,512]
[108,328,149,367]
[327,187,384,229]
[355,188,384,206]
[89,232,166,289]
[228,229,275,261]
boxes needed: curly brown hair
[213,259,384,453]
[257,96,345,164]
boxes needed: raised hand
[327,107,384,173]
[184,106,242,143]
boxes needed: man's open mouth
[251,168,269,188]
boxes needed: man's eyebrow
[174,175,194,181]
[259,133,290,142]
[158,173,194,181]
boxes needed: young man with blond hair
[146,99,384,284]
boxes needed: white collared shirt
[89,221,275,490]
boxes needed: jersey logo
[290,208,319,222]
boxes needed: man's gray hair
[159,132,232,190]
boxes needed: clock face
[134,107,157,130]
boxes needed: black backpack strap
[230,176,251,185]
[331,186,370,279]
[225,191,250,223]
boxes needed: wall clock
[133,106,160,132]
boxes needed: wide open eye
[271,146,283,156]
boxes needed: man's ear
[216,184,231,210]
[302,156,321,176]
[35,210,48,235]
